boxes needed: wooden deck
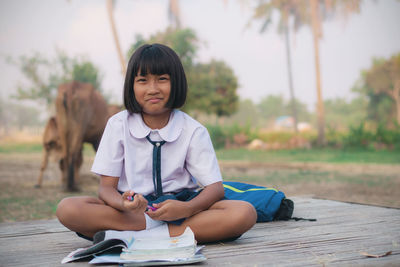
[1,197,399,266]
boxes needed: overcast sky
[1,0,400,112]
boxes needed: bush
[341,122,374,149]
[374,122,400,149]
[205,124,226,149]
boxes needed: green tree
[225,99,261,127]
[188,60,238,116]
[257,95,286,120]
[128,28,239,117]
[354,53,400,125]
[257,94,311,124]
[128,27,198,71]
[9,50,103,108]
[324,97,367,129]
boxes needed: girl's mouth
[148,98,161,104]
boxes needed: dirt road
[0,153,399,222]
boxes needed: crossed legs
[56,197,256,243]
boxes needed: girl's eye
[136,78,146,82]
[159,76,169,81]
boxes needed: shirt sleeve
[185,126,222,186]
[91,116,124,177]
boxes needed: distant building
[274,116,294,129]
[274,116,312,132]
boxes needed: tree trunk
[284,24,298,133]
[106,0,127,75]
[394,79,400,125]
[311,0,325,146]
[169,0,181,28]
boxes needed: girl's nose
[147,80,159,94]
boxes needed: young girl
[56,43,257,244]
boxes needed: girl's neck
[141,110,172,130]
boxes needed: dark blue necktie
[146,136,166,197]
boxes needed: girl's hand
[146,200,192,221]
[121,191,148,212]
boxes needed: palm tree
[106,0,126,75]
[310,0,362,145]
[250,0,362,145]
[168,0,182,28]
[106,0,181,76]
[250,1,309,133]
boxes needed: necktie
[146,136,166,197]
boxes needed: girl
[56,43,257,243]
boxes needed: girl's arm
[148,181,224,221]
[186,181,225,216]
[98,175,148,212]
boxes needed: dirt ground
[0,153,399,222]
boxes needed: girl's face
[134,73,171,116]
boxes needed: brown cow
[55,81,115,191]
[35,103,121,189]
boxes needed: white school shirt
[91,109,222,195]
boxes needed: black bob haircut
[123,43,187,114]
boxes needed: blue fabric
[146,136,166,197]
[223,181,285,222]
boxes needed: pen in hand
[126,193,157,211]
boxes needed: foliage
[187,60,238,116]
[324,97,367,130]
[205,122,257,149]
[341,121,400,150]
[206,124,226,149]
[127,28,239,117]
[127,28,198,71]
[353,53,400,125]
[216,147,400,164]
[8,50,103,108]
[224,99,262,127]
[341,122,374,149]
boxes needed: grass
[0,142,96,156]
[222,169,395,187]
[1,141,399,164]
[216,148,400,164]
[0,142,399,223]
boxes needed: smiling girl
[56,43,256,243]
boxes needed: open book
[120,227,196,261]
[62,227,205,265]
[61,233,131,263]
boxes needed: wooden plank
[0,197,399,266]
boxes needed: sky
[1,0,400,113]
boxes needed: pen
[126,193,157,211]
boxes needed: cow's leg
[71,148,83,191]
[66,132,85,191]
[35,146,50,188]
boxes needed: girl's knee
[56,197,87,223]
[56,197,75,222]
[235,201,257,228]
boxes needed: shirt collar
[128,110,183,142]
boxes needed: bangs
[134,46,171,76]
